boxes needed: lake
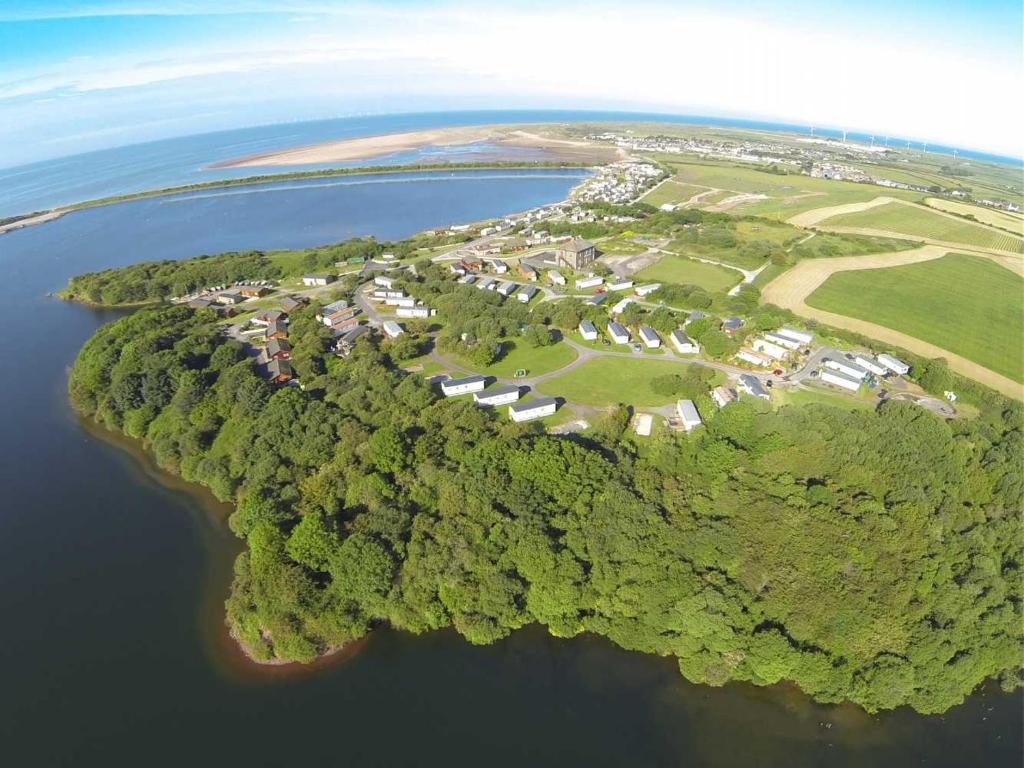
[0,167,1019,767]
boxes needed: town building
[441,375,487,397]
[555,239,597,270]
[711,386,737,408]
[382,321,404,338]
[777,326,814,345]
[579,320,598,341]
[607,321,630,344]
[670,330,699,354]
[473,385,521,406]
[676,399,703,431]
[639,326,661,348]
[738,374,770,400]
[509,397,558,422]
[301,274,335,287]
[877,354,911,376]
[821,369,862,392]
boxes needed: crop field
[806,253,1023,383]
[822,201,1024,253]
[538,356,700,407]
[634,254,740,292]
[641,179,708,207]
[924,198,1024,234]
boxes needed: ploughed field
[806,253,1024,383]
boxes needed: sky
[0,0,1021,166]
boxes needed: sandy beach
[209,124,620,168]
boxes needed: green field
[806,253,1024,382]
[924,198,1024,235]
[460,339,578,379]
[537,356,702,406]
[597,237,648,255]
[772,386,876,412]
[641,179,709,207]
[824,202,1024,253]
[634,254,740,292]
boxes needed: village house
[670,329,699,354]
[216,291,245,305]
[607,321,631,344]
[611,297,634,315]
[488,259,509,274]
[579,320,598,341]
[547,270,566,286]
[518,262,539,282]
[854,355,888,376]
[586,293,607,306]
[477,277,497,291]
[606,279,634,292]
[265,319,289,340]
[496,281,517,298]
[777,326,814,345]
[639,326,661,349]
[722,316,744,336]
[824,358,868,380]
[382,321,404,339]
[301,274,335,287]
[473,385,521,407]
[334,325,369,357]
[509,397,558,422]
[763,332,801,351]
[736,349,771,367]
[238,285,269,299]
[265,338,291,361]
[738,374,770,400]
[711,386,737,408]
[517,285,539,304]
[676,399,703,431]
[752,338,789,360]
[821,369,862,392]
[877,354,910,376]
[555,239,598,270]
[397,306,430,319]
[374,275,395,289]
[279,296,303,312]
[440,375,487,397]
[267,358,293,384]
[575,275,604,290]
[458,274,477,285]
[635,283,661,298]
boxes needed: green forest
[69,302,1023,715]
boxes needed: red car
[772,368,784,376]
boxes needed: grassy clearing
[537,356,697,407]
[459,339,578,379]
[824,202,1024,253]
[666,217,802,270]
[641,179,709,207]
[597,237,649,255]
[789,232,917,260]
[773,386,876,412]
[806,253,1023,382]
[634,254,740,292]
[924,198,1024,234]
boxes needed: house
[824,358,868,380]
[607,279,634,292]
[854,355,888,376]
[575,276,604,290]
[473,385,521,406]
[877,353,911,376]
[763,332,801,351]
[722,316,744,336]
[496,281,517,298]
[374,275,395,289]
[279,296,303,313]
[555,238,597,270]
[385,297,416,308]
[509,397,558,422]
[449,264,467,277]
[738,374,770,400]
[335,325,369,356]
[239,285,269,299]
[776,326,814,345]
[372,289,405,300]
[639,326,661,348]
[458,274,477,285]
[187,297,213,309]
[477,277,497,291]
[382,321,404,338]
[518,263,539,281]
[676,399,703,431]
[319,300,357,327]
[216,291,245,305]
[517,285,539,304]
[611,297,634,315]
[265,319,289,340]
[397,306,430,319]
[441,374,487,397]
[302,274,335,287]
[670,329,699,354]
[461,257,483,272]
[821,369,862,392]
[686,310,707,325]
[266,338,291,361]
[253,309,284,326]
[752,338,789,360]
[711,386,737,408]
[547,270,566,286]
[607,321,630,344]
[579,320,598,341]
[586,293,608,306]
[635,283,662,298]
[488,259,509,274]
[736,349,771,367]
[267,358,293,384]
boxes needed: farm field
[924,198,1024,234]
[634,253,740,292]
[641,179,708,207]
[822,201,1024,253]
[537,356,698,407]
[459,338,578,379]
[806,253,1023,383]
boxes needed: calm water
[0,169,1019,767]
[2,108,1017,218]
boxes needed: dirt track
[761,244,1023,399]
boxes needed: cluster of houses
[371,274,434,318]
[436,374,558,422]
[185,282,273,316]
[735,326,814,369]
[573,161,663,204]
[818,351,910,392]
[250,295,307,384]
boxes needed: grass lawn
[635,254,740,292]
[537,356,698,407]
[460,339,578,379]
[598,237,648,255]
[806,253,1024,382]
[773,386,876,412]
[641,179,709,207]
[824,202,1024,253]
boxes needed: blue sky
[0,0,1021,165]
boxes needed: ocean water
[1,109,1017,219]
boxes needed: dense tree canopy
[69,304,1023,715]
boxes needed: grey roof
[340,325,369,344]
[562,238,595,253]
[579,320,597,333]
[303,273,332,280]
[739,374,768,397]
[443,374,487,388]
[687,310,707,322]
[509,396,558,414]
[723,316,744,330]
[267,358,292,378]
[586,293,607,305]
[607,321,628,336]
[518,285,539,297]
[671,329,694,344]
[476,384,520,399]
[267,338,291,356]
[677,399,701,422]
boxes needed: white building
[676,399,703,431]
[635,283,662,297]
[473,385,521,406]
[607,279,634,292]
[373,289,405,300]
[763,332,801,351]
[711,386,737,408]
[824,359,868,380]
[496,281,517,297]
[548,270,566,286]
[639,326,661,348]
[509,397,558,422]
[477,277,497,291]
[736,349,771,367]
[854,355,888,376]
[517,285,539,304]
[776,326,814,345]
[670,330,699,354]
[441,375,487,397]
[374,275,395,289]
[738,374,770,400]
[397,306,430,319]
[579,320,598,341]
[821,369,862,392]
[385,297,416,308]
[611,297,634,315]
[382,321,404,339]
[752,338,789,360]
[607,322,631,344]
[458,274,477,285]
[877,354,911,376]
[576,276,604,289]
[488,259,508,274]
[302,274,334,287]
